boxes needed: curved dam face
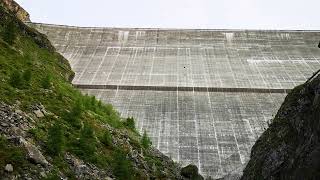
[31,23,320,178]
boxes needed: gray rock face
[33,110,44,118]
[5,164,13,172]
[0,102,33,138]
[241,74,320,179]
[65,153,112,179]
[19,138,49,166]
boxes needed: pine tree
[78,123,96,156]
[113,149,132,180]
[47,123,64,156]
[124,117,135,130]
[22,69,32,86]
[9,70,22,88]
[141,130,152,149]
[41,74,51,89]
[100,130,112,147]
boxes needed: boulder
[5,164,13,172]
[33,110,44,118]
[20,138,49,166]
[181,164,204,180]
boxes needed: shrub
[64,99,83,128]
[9,70,22,88]
[0,136,25,168]
[77,123,97,158]
[2,20,17,45]
[71,99,83,117]
[113,149,133,180]
[46,122,64,156]
[41,74,52,89]
[141,130,152,149]
[22,69,32,86]
[124,117,135,130]
[100,130,112,147]
[97,100,102,108]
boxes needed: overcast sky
[16,0,320,30]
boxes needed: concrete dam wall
[31,23,320,178]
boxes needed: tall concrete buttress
[30,23,320,178]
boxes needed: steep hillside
[0,2,199,179]
[241,71,320,179]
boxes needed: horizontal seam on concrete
[74,84,291,93]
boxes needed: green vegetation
[41,74,52,89]
[73,123,97,161]
[22,69,32,86]
[113,149,133,180]
[124,117,135,130]
[0,136,26,168]
[100,130,113,147]
[2,20,16,45]
[9,70,23,88]
[141,130,152,149]
[46,122,64,156]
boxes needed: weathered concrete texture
[82,89,285,178]
[30,23,320,178]
[31,24,320,90]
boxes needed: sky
[15,0,320,30]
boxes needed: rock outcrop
[2,0,30,21]
[241,72,320,179]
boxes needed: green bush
[75,123,97,160]
[113,149,133,180]
[2,20,17,45]
[9,69,32,89]
[9,70,22,88]
[22,69,32,86]
[71,99,83,117]
[100,130,112,147]
[124,117,135,130]
[41,74,52,89]
[141,130,152,149]
[0,136,26,169]
[46,122,64,156]
[64,100,83,128]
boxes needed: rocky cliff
[241,70,320,179]
[2,0,30,21]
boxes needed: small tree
[41,74,51,89]
[100,130,112,147]
[141,130,152,149]
[71,99,83,117]
[3,20,17,45]
[113,149,132,180]
[65,99,83,128]
[78,123,96,156]
[9,70,22,88]
[22,69,32,86]
[124,117,135,130]
[47,122,64,156]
